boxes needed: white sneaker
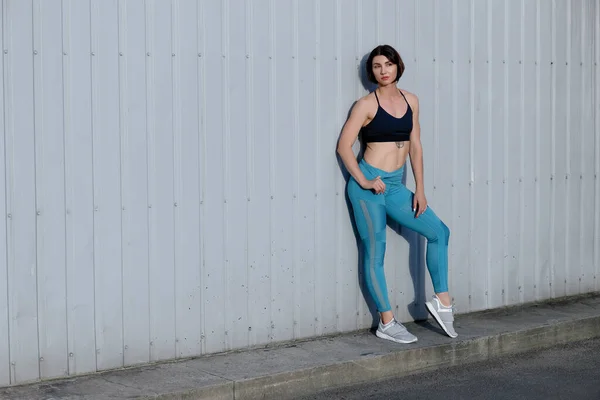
[425,295,458,338]
[376,319,418,344]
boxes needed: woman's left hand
[413,191,428,218]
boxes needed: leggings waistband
[359,159,404,179]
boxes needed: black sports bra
[360,89,413,143]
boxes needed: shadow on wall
[335,52,427,330]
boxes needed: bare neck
[376,84,400,99]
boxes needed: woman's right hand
[361,176,386,194]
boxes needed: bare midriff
[363,141,410,172]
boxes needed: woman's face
[371,55,397,85]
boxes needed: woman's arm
[337,98,385,193]
[408,94,427,216]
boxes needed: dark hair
[365,44,405,84]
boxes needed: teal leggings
[347,159,450,313]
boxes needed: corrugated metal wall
[0,0,597,386]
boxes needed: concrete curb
[147,313,600,400]
[150,383,234,400]
[230,315,600,400]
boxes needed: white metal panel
[552,0,568,299]
[489,0,506,309]
[337,0,359,333]
[120,0,150,367]
[453,0,475,311]
[198,0,208,353]
[63,0,97,377]
[0,0,10,387]
[434,0,456,307]
[270,0,295,343]
[246,0,273,346]
[295,0,318,339]
[537,0,554,300]
[226,0,250,350]
[90,0,124,371]
[415,1,436,312]
[202,0,227,354]
[471,0,491,310]
[567,0,582,296]
[504,0,522,306]
[315,0,338,337]
[5,0,40,384]
[147,0,176,362]
[579,0,595,293]
[522,0,538,304]
[33,0,68,379]
[320,0,341,333]
[173,0,202,359]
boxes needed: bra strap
[398,89,409,106]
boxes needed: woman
[337,44,457,343]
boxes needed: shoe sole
[425,301,458,338]
[376,329,418,344]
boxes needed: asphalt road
[299,338,600,400]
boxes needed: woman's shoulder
[356,91,377,105]
[399,88,418,101]
[352,91,378,114]
[399,88,419,108]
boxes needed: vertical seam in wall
[197,0,206,354]
[534,0,541,300]
[550,0,556,297]
[502,0,509,306]
[313,0,320,336]
[590,1,600,289]
[222,0,230,350]
[144,0,152,359]
[334,0,341,331]
[268,0,275,342]
[517,0,524,303]
[171,0,179,357]
[88,0,98,369]
[292,0,299,339]
[433,0,439,203]
[1,0,12,384]
[578,0,585,293]
[116,0,125,367]
[486,0,492,308]
[468,0,475,309]
[591,2,600,289]
[450,0,458,307]
[415,0,418,67]
[32,0,42,379]
[376,0,380,43]
[245,0,253,347]
[565,0,572,295]
[60,0,69,375]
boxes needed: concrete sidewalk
[2,294,600,400]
